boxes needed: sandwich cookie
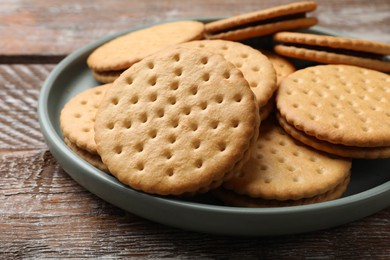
[60,84,112,172]
[273,31,390,72]
[216,118,351,207]
[180,39,277,119]
[205,1,317,41]
[94,47,260,196]
[64,138,109,173]
[276,64,390,158]
[60,83,112,154]
[87,20,205,83]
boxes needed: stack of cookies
[276,65,390,159]
[60,84,112,173]
[204,1,318,41]
[215,117,351,207]
[93,47,260,195]
[60,1,390,207]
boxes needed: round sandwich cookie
[92,70,123,84]
[221,118,352,203]
[64,138,109,173]
[273,31,390,72]
[87,20,205,82]
[180,40,277,110]
[205,1,317,41]
[277,113,390,159]
[94,46,260,196]
[214,175,350,207]
[60,83,112,155]
[276,65,390,157]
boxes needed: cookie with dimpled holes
[222,118,351,201]
[258,50,296,120]
[87,20,205,82]
[276,65,390,148]
[94,46,260,196]
[180,39,277,112]
[60,83,112,154]
[261,50,296,85]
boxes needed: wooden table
[1,0,389,258]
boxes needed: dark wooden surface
[1,0,389,258]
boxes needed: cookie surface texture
[261,50,296,85]
[276,65,390,147]
[87,20,205,72]
[60,83,112,154]
[94,47,259,196]
[205,1,317,41]
[92,70,123,83]
[64,138,109,173]
[259,98,275,121]
[223,118,352,201]
[181,40,277,108]
[214,175,350,207]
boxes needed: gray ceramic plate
[38,19,390,236]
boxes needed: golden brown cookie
[277,113,390,159]
[87,20,205,73]
[205,1,317,41]
[94,46,260,196]
[180,40,277,108]
[222,118,352,201]
[214,175,350,207]
[64,138,109,173]
[60,83,112,154]
[273,31,390,72]
[92,70,123,84]
[259,97,275,121]
[261,50,296,85]
[276,65,390,148]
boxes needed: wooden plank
[1,0,390,253]
[0,64,54,151]
[0,0,389,57]
[0,63,389,258]
[0,151,389,258]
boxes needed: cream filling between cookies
[281,43,389,61]
[210,13,308,34]
[94,69,125,76]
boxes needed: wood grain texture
[0,65,52,151]
[1,0,390,257]
[1,151,389,259]
[0,64,389,258]
[0,0,389,57]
